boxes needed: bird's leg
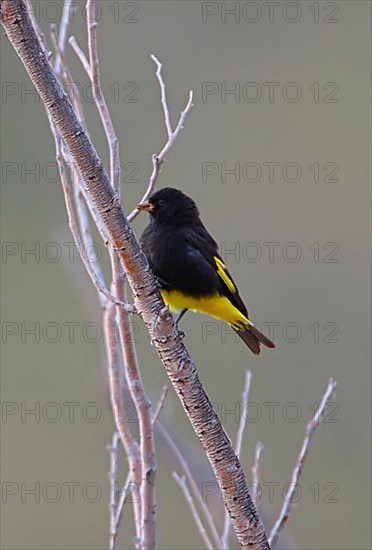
[174,308,188,338]
[175,308,188,325]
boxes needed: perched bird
[138,187,275,355]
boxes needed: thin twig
[108,432,120,550]
[236,371,253,458]
[152,384,170,425]
[157,423,221,549]
[221,370,253,549]
[54,0,73,75]
[251,442,264,504]
[86,0,120,192]
[152,55,173,140]
[114,472,132,541]
[127,55,194,222]
[68,36,92,77]
[173,472,214,550]
[268,378,337,547]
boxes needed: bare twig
[114,472,133,539]
[127,55,194,222]
[108,432,120,550]
[152,384,170,425]
[68,36,92,77]
[251,442,264,504]
[221,370,253,549]
[268,378,337,547]
[157,423,221,549]
[54,0,73,75]
[152,55,173,140]
[173,472,214,550]
[235,371,253,458]
[86,0,120,192]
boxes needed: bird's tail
[234,324,275,355]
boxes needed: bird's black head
[137,187,200,226]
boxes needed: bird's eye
[157,200,165,207]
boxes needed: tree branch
[108,432,120,550]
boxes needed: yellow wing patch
[160,289,253,331]
[214,257,236,294]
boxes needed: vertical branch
[54,0,73,74]
[108,432,120,550]
[86,0,120,191]
[251,442,264,504]
[114,471,138,542]
[152,385,170,424]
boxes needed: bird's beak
[137,201,154,212]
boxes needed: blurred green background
[1,1,371,549]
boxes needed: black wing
[183,224,249,318]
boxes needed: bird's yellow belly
[160,289,252,331]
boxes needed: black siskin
[138,187,275,355]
